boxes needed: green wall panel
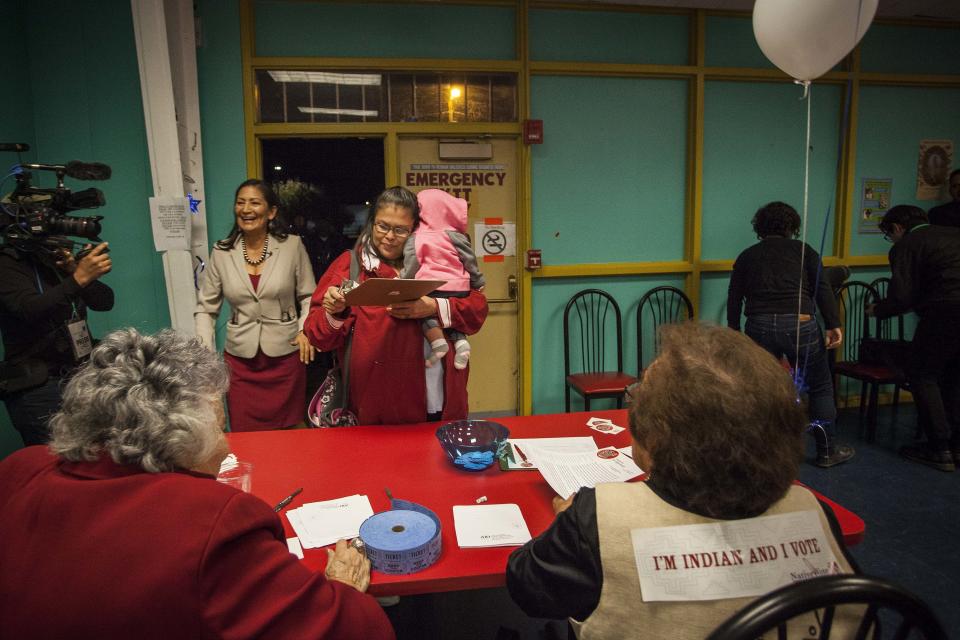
[860,25,960,75]
[705,15,775,69]
[530,9,688,64]
[530,275,686,415]
[702,81,843,260]
[852,85,960,256]
[530,76,687,265]
[254,1,515,59]
[198,0,249,352]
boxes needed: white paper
[505,437,597,470]
[149,196,191,251]
[453,503,532,548]
[286,536,304,559]
[631,510,842,602]
[525,445,642,499]
[286,494,374,549]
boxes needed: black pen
[274,487,303,512]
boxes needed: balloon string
[795,80,812,387]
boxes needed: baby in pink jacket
[401,189,485,369]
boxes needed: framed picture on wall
[916,139,953,200]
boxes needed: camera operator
[0,241,113,446]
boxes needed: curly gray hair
[49,328,230,473]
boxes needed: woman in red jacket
[0,328,393,639]
[305,186,488,425]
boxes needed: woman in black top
[727,201,853,468]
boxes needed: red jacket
[0,446,394,640]
[305,250,488,424]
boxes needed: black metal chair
[869,277,905,342]
[707,574,948,640]
[636,286,694,377]
[833,282,904,442]
[563,289,638,413]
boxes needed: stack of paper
[523,445,643,499]
[502,437,597,470]
[453,504,532,548]
[286,494,374,549]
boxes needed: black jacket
[0,247,113,373]
[727,237,840,330]
[873,224,960,319]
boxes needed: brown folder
[343,278,447,307]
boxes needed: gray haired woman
[0,328,394,640]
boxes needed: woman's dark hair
[879,204,928,236]
[751,201,801,239]
[353,186,420,266]
[215,179,288,250]
[629,322,805,519]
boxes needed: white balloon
[753,0,878,81]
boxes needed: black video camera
[1,142,112,259]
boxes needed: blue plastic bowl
[435,420,510,471]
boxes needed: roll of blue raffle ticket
[359,497,442,575]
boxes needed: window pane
[256,69,517,123]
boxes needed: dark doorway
[261,137,385,275]
[260,137,385,417]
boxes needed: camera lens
[48,214,102,240]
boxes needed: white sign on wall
[474,221,516,257]
[149,196,191,251]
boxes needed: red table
[227,409,865,597]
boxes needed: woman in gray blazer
[195,179,316,430]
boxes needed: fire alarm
[526,248,542,270]
[523,119,543,145]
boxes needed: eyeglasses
[373,220,412,238]
[881,230,894,242]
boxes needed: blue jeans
[744,315,836,426]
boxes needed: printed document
[503,436,597,470]
[286,494,374,549]
[525,445,643,498]
[453,503,532,548]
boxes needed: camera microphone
[64,161,112,181]
[20,160,112,181]
[0,142,30,152]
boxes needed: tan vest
[576,483,858,640]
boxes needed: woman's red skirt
[224,349,305,431]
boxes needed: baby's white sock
[426,338,449,368]
[453,339,471,370]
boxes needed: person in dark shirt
[506,323,859,637]
[867,205,960,471]
[0,241,113,446]
[727,202,853,467]
[927,168,960,228]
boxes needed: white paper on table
[525,445,642,499]
[286,494,374,549]
[453,503,532,548]
[616,446,644,473]
[286,536,304,559]
[504,437,597,470]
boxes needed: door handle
[488,275,517,305]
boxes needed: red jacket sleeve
[199,492,394,640]
[304,251,354,353]
[442,287,488,336]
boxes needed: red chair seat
[567,372,639,395]
[834,361,902,383]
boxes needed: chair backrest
[563,289,624,377]
[835,281,881,364]
[707,574,948,640]
[636,286,694,373]
[869,276,904,340]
